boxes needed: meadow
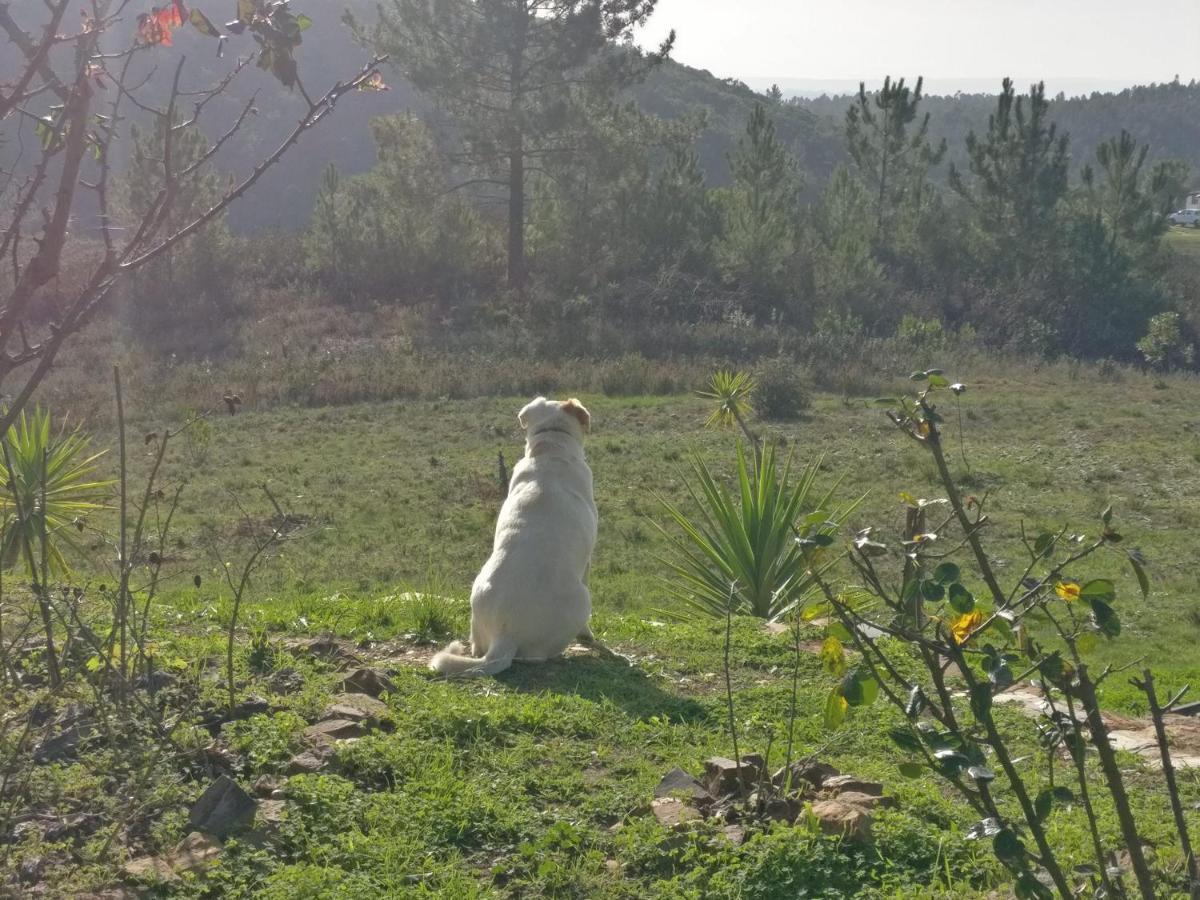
[5,358,1197,896]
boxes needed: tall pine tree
[362,0,673,289]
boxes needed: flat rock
[339,668,396,698]
[721,824,747,845]
[324,692,389,722]
[304,718,366,743]
[654,767,713,802]
[811,798,872,841]
[188,775,256,838]
[651,797,703,828]
[775,760,840,790]
[254,799,287,836]
[252,774,285,797]
[835,790,896,810]
[821,775,884,797]
[123,856,175,882]
[170,831,222,873]
[286,746,332,774]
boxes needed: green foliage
[753,356,811,421]
[0,408,110,575]
[656,442,845,620]
[1137,311,1195,370]
[303,117,498,303]
[224,711,308,771]
[714,104,804,311]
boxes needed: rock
[721,824,747,845]
[228,695,271,720]
[254,799,286,837]
[704,756,764,796]
[133,670,177,693]
[34,722,95,763]
[44,812,100,842]
[811,798,872,841]
[323,692,389,723]
[188,775,256,838]
[654,767,713,802]
[763,621,790,636]
[339,668,396,698]
[775,760,840,790]
[286,746,332,774]
[651,798,703,828]
[252,775,284,797]
[821,775,884,797]
[169,831,222,874]
[123,855,175,882]
[834,790,896,810]
[18,855,44,883]
[304,718,365,743]
[267,668,304,695]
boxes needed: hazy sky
[639,0,1200,95]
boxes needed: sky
[638,0,1200,96]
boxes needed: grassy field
[7,361,1200,897]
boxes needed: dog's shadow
[495,650,709,725]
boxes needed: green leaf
[823,686,848,730]
[1034,786,1074,822]
[840,667,878,707]
[826,621,852,643]
[1032,531,1055,558]
[1014,871,1054,900]
[948,582,974,613]
[889,727,922,753]
[1090,599,1121,637]
[921,580,945,602]
[967,765,995,782]
[820,635,847,677]
[993,828,1025,867]
[897,762,924,779]
[189,8,222,37]
[927,373,949,388]
[1079,579,1116,602]
[1127,551,1149,599]
[295,13,313,31]
[1101,504,1113,525]
[237,0,255,23]
[932,562,960,584]
[969,683,992,720]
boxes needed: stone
[811,798,872,841]
[704,756,764,796]
[775,760,840,790]
[721,824,747,845]
[304,718,365,743]
[651,798,703,828]
[34,722,96,763]
[323,692,389,723]
[654,767,713,802]
[169,831,222,873]
[340,668,396,698]
[821,775,884,797]
[834,791,896,810]
[188,775,256,838]
[252,775,284,797]
[254,799,287,837]
[286,746,332,774]
[228,695,271,720]
[123,856,175,882]
[268,668,304,695]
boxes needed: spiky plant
[657,442,856,620]
[697,370,759,449]
[0,408,112,575]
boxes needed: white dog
[430,397,598,676]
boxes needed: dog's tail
[429,640,515,677]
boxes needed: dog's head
[518,396,591,440]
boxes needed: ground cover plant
[1,359,1199,897]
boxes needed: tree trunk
[507,136,525,290]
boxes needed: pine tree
[1081,129,1167,262]
[362,0,674,289]
[715,103,804,314]
[844,76,946,237]
[949,79,1069,278]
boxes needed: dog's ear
[518,396,548,429]
[562,398,591,433]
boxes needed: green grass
[8,363,1200,896]
[1165,224,1200,259]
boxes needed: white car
[1167,209,1200,226]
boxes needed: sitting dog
[430,397,598,676]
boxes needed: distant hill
[7,2,1200,233]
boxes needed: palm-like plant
[697,370,759,450]
[0,408,111,575]
[657,441,856,620]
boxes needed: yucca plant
[0,408,111,576]
[697,370,759,453]
[657,441,856,620]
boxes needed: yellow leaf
[1054,581,1080,602]
[950,609,984,645]
[820,635,847,677]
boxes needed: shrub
[754,356,811,421]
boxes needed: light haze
[639,0,1200,96]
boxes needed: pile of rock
[652,756,895,843]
